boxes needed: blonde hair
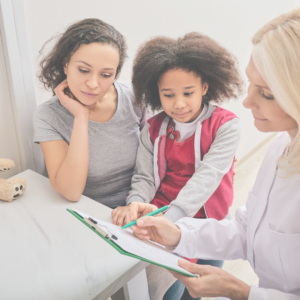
[252,8,300,176]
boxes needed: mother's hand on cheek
[132,214,181,247]
[170,260,251,300]
[55,79,89,118]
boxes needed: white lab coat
[173,132,300,300]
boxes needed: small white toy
[0,159,26,202]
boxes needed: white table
[0,170,150,300]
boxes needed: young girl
[112,32,244,300]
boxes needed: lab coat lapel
[247,133,289,266]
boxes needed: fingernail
[131,215,134,221]
[137,219,144,226]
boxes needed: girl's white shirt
[173,104,208,142]
[172,132,300,300]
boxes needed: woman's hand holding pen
[130,204,182,247]
[55,79,89,119]
[113,202,182,246]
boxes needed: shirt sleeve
[249,286,300,300]
[171,204,248,260]
[164,118,241,222]
[126,122,156,204]
[33,105,64,144]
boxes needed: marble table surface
[0,170,148,300]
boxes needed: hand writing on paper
[132,212,181,247]
[169,260,250,300]
[55,79,89,118]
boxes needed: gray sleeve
[126,122,156,205]
[164,118,241,222]
[33,106,64,144]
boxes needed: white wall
[0,32,22,178]
[23,0,297,159]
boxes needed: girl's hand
[169,260,250,300]
[112,202,158,227]
[131,210,182,247]
[54,80,89,118]
[112,205,132,227]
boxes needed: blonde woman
[127,7,300,300]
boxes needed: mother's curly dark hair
[132,33,244,111]
[39,18,127,94]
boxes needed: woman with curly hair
[112,33,244,299]
[33,19,148,207]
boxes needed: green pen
[122,205,170,229]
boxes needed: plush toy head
[0,159,27,202]
[0,158,15,172]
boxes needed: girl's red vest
[147,107,237,221]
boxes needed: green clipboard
[67,209,196,277]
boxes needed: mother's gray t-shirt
[33,82,147,208]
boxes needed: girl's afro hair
[132,32,245,111]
